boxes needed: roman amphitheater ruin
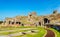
[1,10,60,27]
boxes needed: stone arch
[9,21,11,24]
[16,22,21,25]
[11,22,14,24]
[39,22,41,26]
[21,23,24,26]
[44,18,50,24]
[19,22,21,24]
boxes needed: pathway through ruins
[45,29,55,37]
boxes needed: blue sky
[0,0,60,20]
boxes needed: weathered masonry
[1,10,60,27]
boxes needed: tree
[0,21,3,24]
[53,10,58,14]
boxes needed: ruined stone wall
[3,11,60,26]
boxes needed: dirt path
[45,29,55,37]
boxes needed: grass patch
[14,27,46,37]
[0,27,37,35]
[0,32,10,35]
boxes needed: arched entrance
[9,21,11,24]
[39,22,41,26]
[44,18,50,24]
[16,22,21,25]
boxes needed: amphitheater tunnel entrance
[44,18,50,24]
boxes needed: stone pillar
[40,18,44,27]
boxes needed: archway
[16,22,21,25]
[9,21,11,24]
[12,22,14,24]
[39,22,41,26]
[44,18,50,24]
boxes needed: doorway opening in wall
[39,22,41,26]
[44,18,50,24]
[9,21,11,24]
[16,22,21,25]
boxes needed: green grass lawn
[26,27,46,37]
[0,32,10,35]
[0,26,46,37]
[0,25,60,37]
[14,27,46,37]
[0,26,37,35]
[0,28,36,35]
